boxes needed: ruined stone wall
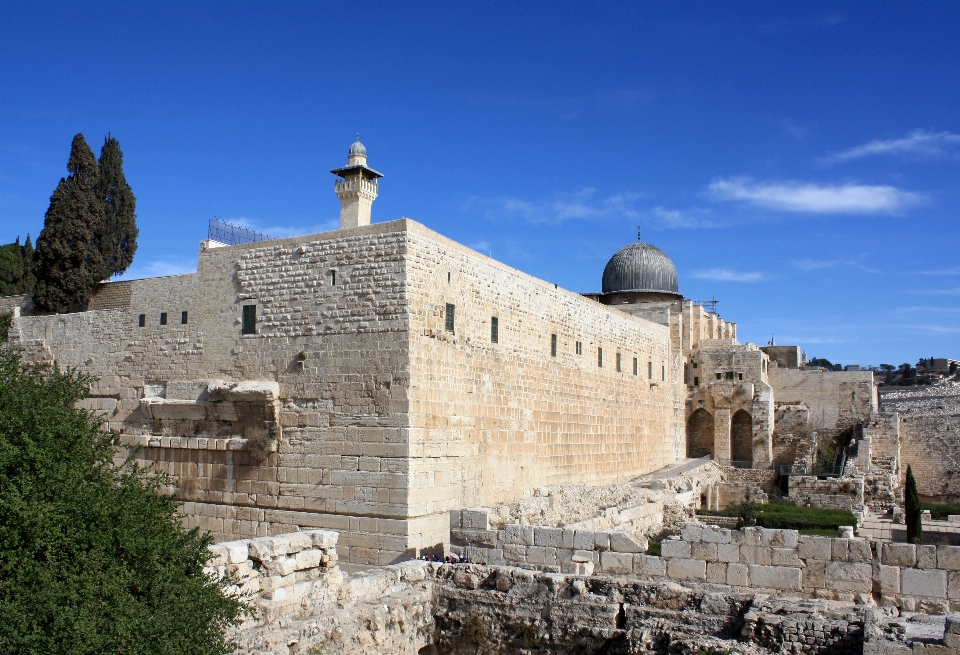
[767,368,876,435]
[404,223,682,513]
[789,476,865,512]
[899,415,960,502]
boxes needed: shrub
[699,502,856,532]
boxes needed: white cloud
[650,206,723,229]
[790,258,880,274]
[480,188,643,225]
[114,259,196,280]
[829,129,960,161]
[690,268,767,283]
[908,287,960,296]
[222,217,340,239]
[709,178,921,214]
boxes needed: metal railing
[207,218,278,246]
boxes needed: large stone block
[848,539,873,563]
[661,539,691,559]
[574,530,610,551]
[901,568,947,598]
[771,547,802,567]
[938,545,960,571]
[666,558,706,580]
[633,554,666,577]
[717,543,740,563]
[600,551,634,574]
[701,526,732,543]
[917,545,938,569]
[760,528,798,548]
[691,541,718,562]
[881,543,917,567]
[727,562,749,586]
[533,527,566,548]
[798,535,832,561]
[706,561,727,583]
[949,572,960,600]
[681,524,702,542]
[878,565,901,595]
[748,564,801,591]
[825,561,873,593]
[461,509,490,531]
[802,560,826,589]
[504,524,535,546]
[609,532,648,553]
[739,545,772,566]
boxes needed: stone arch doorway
[687,408,714,458]
[731,410,753,466]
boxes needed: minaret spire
[331,137,383,229]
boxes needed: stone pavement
[858,513,960,545]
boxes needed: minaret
[331,136,383,229]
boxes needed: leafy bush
[698,502,856,532]
[0,349,247,654]
[921,501,960,521]
[647,541,661,556]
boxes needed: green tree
[905,464,923,545]
[32,134,105,313]
[0,348,247,654]
[19,234,35,294]
[93,135,138,279]
[0,239,23,296]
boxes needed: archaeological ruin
[3,138,960,653]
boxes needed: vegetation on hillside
[0,349,247,653]
[697,501,857,533]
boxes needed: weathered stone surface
[633,554,666,577]
[825,561,873,593]
[760,528,797,548]
[902,568,947,598]
[918,545,939,569]
[661,539,691,559]
[748,564,801,591]
[727,562,749,586]
[798,535,832,561]
[667,558,706,580]
[937,545,960,571]
[599,551,634,574]
[878,565,901,595]
[609,532,648,553]
[882,543,917,568]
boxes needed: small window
[447,272,451,283]
[716,373,722,380]
[330,270,336,285]
[181,311,188,324]
[633,357,638,376]
[491,316,498,343]
[692,362,698,369]
[551,333,557,357]
[662,365,666,381]
[242,305,257,335]
[597,347,603,367]
[159,312,167,326]
[575,341,582,355]
[138,314,145,328]
[445,303,455,333]
[725,371,735,380]
[616,352,621,372]
[738,373,744,381]
[648,361,653,380]
[694,376,699,386]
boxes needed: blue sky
[2,3,958,367]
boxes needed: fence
[207,218,278,246]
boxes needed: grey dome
[349,139,367,156]
[601,241,679,295]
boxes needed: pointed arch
[731,409,753,466]
[687,408,714,458]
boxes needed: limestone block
[461,509,489,531]
[572,550,596,563]
[533,527,566,548]
[802,561,826,589]
[691,541,718,562]
[633,554,666,577]
[831,539,849,562]
[748,564,801,591]
[666,558,706,580]
[295,549,323,570]
[945,614,960,648]
[771,547,803,567]
[249,536,285,560]
[600,551,634,574]
[798,536,832,561]
[526,546,546,565]
[917,545,938,569]
[739,545,772,566]
[208,544,229,567]
[264,556,297,577]
[878,565,901,595]
[286,532,313,553]
[573,561,595,576]
[901,568,947,598]
[949,572,960,600]
[881,543,917,567]
[449,510,461,529]
[761,528,798,548]
[681,524,702,541]
[727,563,749,586]
[741,527,762,545]
[504,544,527,562]
[848,540,873,563]
[573,530,609,551]
[717,543,740,563]
[609,532,648,553]
[706,561,727,583]
[661,539,691,559]
[504,524,535,546]
[701,526,732,543]
[938,546,960,571]
[825,561,873,593]
[307,530,338,548]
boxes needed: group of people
[417,552,483,565]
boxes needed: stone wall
[900,415,960,502]
[4,219,682,564]
[789,476,865,512]
[767,367,877,440]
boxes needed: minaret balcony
[335,178,378,196]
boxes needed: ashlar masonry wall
[404,222,682,513]
[766,368,877,440]
[899,415,960,501]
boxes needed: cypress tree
[0,239,23,296]
[93,135,138,279]
[905,464,923,545]
[32,134,105,313]
[18,235,34,295]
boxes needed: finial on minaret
[331,137,383,229]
